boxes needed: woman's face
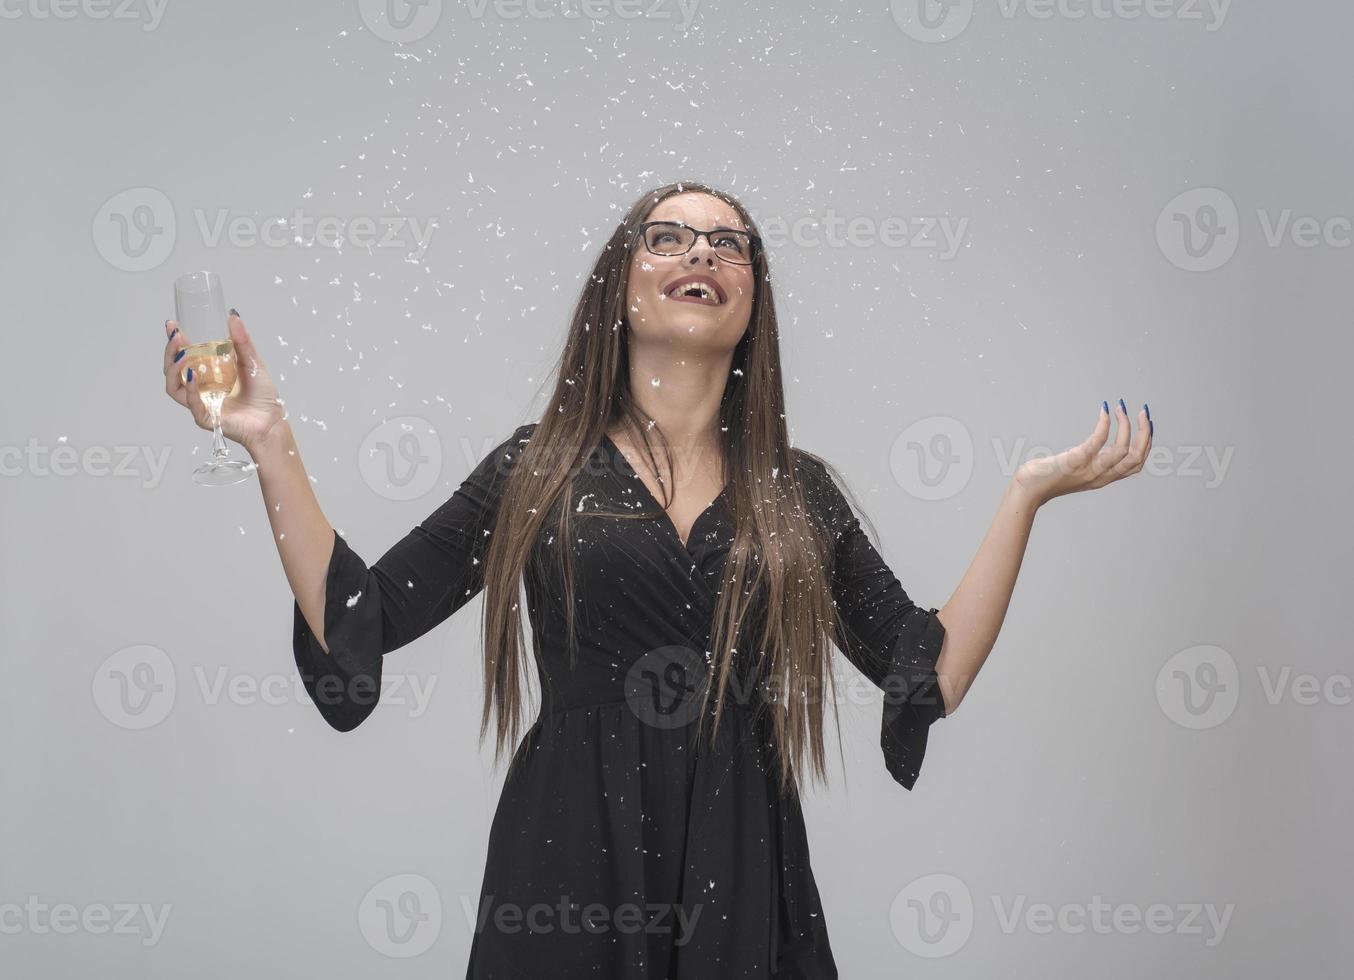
[624,192,756,351]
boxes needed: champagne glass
[174,271,254,486]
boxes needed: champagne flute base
[191,458,255,486]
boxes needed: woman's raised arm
[164,311,334,649]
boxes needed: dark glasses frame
[636,220,762,265]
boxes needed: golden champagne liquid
[180,341,238,395]
[180,340,238,424]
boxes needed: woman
[162,180,1152,977]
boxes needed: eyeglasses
[637,221,760,266]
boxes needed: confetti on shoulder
[345,591,363,608]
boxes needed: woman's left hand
[1014,399,1153,507]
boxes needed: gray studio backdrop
[1,0,1346,977]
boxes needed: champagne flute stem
[203,393,229,459]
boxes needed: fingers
[163,318,185,372]
[163,318,189,407]
[1098,399,1151,485]
[1121,403,1152,475]
[227,309,266,380]
[182,362,210,429]
[1112,398,1133,455]
[1084,401,1112,453]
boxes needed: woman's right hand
[163,310,286,456]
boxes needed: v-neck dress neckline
[601,432,731,554]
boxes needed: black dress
[292,422,948,979]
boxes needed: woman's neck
[619,343,732,451]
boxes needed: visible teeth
[671,282,718,303]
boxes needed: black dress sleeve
[293,422,536,732]
[799,452,948,790]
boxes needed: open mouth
[663,275,726,306]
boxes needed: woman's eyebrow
[657,220,747,233]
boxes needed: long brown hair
[478,180,850,796]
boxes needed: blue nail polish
[1118,398,1127,415]
[229,307,239,318]
[164,319,170,331]
[1102,400,1109,415]
[1148,419,1154,436]
[169,327,179,340]
[186,367,193,382]
[1143,402,1151,421]
[174,348,185,362]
